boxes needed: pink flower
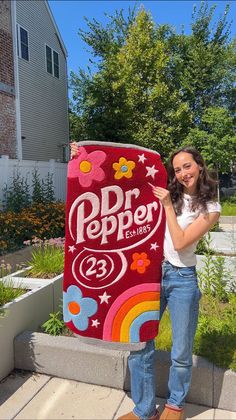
[68,147,106,188]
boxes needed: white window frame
[16,24,30,61]
[45,44,60,79]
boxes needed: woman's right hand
[70,142,79,159]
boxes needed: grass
[221,195,236,216]
[155,294,236,371]
[221,202,236,216]
[26,245,64,278]
[0,279,25,307]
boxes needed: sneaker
[160,404,184,420]
[118,410,159,420]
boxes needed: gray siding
[16,0,69,161]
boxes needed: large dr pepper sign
[63,141,167,343]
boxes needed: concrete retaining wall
[14,331,236,412]
[0,275,62,381]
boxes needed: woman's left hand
[152,186,172,207]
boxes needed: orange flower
[113,157,135,180]
[130,252,150,274]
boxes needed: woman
[119,146,220,420]
[70,143,220,420]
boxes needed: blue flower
[63,285,97,331]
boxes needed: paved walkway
[1,217,235,419]
[0,371,235,420]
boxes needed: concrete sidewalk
[0,371,235,420]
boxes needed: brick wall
[0,0,17,158]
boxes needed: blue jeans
[128,261,201,419]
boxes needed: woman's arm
[70,141,80,158]
[152,186,220,251]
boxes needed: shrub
[155,294,236,371]
[3,170,56,213]
[32,169,55,204]
[0,202,65,255]
[3,172,30,213]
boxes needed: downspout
[11,0,22,160]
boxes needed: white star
[146,165,159,179]
[150,242,159,251]
[138,153,147,163]
[91,319,100,328]
[98,291,111,304]
[68,245,76,253]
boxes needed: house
[0,0,69,162]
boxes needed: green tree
[173,2,236,122]
[71,9,192,157]
[71,3,236,162]
[184,107,236,174]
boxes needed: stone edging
[14,331,236,412]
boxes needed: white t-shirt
[164,194,221,267]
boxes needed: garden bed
[0,272,63,381]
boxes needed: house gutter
[11,0,22,160]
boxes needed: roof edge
[44,0,68,57]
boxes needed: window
[17,25,29,61]
[46,45,52,74]
[45,45,59,78]
[53,50,59,78]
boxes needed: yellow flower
[113,157,136,180]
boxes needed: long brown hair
[167,146,217,215]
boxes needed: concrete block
[125,350,214,407]
[0,284,54,381]
[187,355,213,407]
[52,274,63,311]
[14,331,129,389]
[155,350,171,399]
[213,366,236,411]
[184,402,215,419]
[123,350,171,397]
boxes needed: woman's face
[172,152,201,195]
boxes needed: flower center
[80,160,92,173]
[137,259,144,266]
[121,165,128,173]
[68,301,80,315]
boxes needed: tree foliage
[70,3,236,167]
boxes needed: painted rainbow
[103,283,160,343]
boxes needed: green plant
[26,238,65,278]
[155,309,172,350]
[0,278,25,307]
[3,172,30,213]
[0,260,11,278]
[42,173,55,203]
[195,236,214,255]
[155,293,236,371]
[194,294,236,371]
[3,170,56,214]
[32,169,44,204]
[42,311,65,336]
[197,233,233,302]
[32,170,55,204]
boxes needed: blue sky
[48,0,236,77]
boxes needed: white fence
[0,155,68,205]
